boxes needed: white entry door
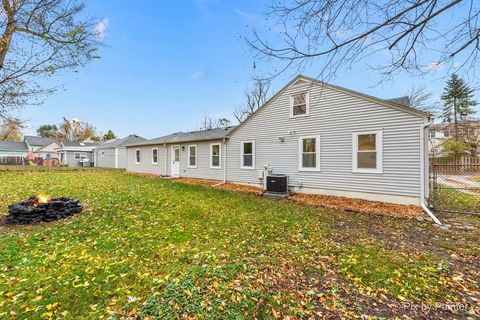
[172,147,180,177]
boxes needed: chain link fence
[430,157,480,215]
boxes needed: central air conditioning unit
[265,174,288,196]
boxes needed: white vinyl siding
[352,131,383,173]
[240,141,255,169]
[188,145,197,168]
[210,143,221,169]
[298,135,320,171]
[126,145,167,175]
[227,79,426,204]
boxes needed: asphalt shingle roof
[23,135,54,146]
[96,135,147,149]
[0,141,29,152]
[62,141,100,147]
[387,96,411,107]
[127,127,235,147]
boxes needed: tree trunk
[0,0,16,69]
[453,97,458,141]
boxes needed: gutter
[420,120,442,225]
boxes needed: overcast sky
[20,0,480,139]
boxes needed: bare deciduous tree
[199,113,232,130]
[407,85,434,112]
[0,117,25,141]
[249,1,480,80]
[234,78,271,123]
[57,117,96,141]
[0,0,100,119]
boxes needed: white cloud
[427,61,443,72]
[94,18,109,39]
[190,70,205,80]
[231,7,255,19]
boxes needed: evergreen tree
[103,130,117,141]
[36,124,59,138]
[441,74,477,140]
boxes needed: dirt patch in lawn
[290,193,423,219]
[172,178,264,195]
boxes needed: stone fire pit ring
[6,196,83,225]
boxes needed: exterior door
[172,147,180,177]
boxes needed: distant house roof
[127,127,235,147]
[23,135,54,146]
[387,96,411,107]
[0,141,29,152]
[96,135,147,149]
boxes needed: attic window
[291,92,309,117]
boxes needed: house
[56,141,99,167]
[429,121,480,157]
[0,141,29,165]
[93,135,146,168]
[23,135,60,159]
[126,75,431,206]
[125,128,233,178]
[23,135,54,151]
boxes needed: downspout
[223,138,227,183]
[420,120,442,225]
[164,144,167,176]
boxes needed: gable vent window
[291,92,309,117]
[298,136,320,171]
[241,141,255,169]
[352,131,383,173]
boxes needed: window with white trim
[291,92,309,117]
[188,145,197,168]
[298,136,320,171]
[135,149,141,164]
[352,131,383,173]
[241,141,255,169]
[74,152,86,160]
[100,151,105,157]
[152,148,158,164]
[210,143,221,168]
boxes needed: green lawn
[0,170,478,319]
[434,187,480,213]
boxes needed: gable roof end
[227,75,430,137]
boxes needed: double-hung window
[291,92,309,117]
[241,141,255,169]
[100,151,105,157]
[210,143,221,169]
[352,131,383,173]
[74,152,86,160]
[298,136,320,171]
[188,145,197,168]
[135,149,141,164]
[152,148,158,164]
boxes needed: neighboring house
[23,135,55,151]
[126,75,431,206]
[429,121,480,157]
[33,141,61,159]
[56,141,99,167]
[94,135,146,168]
[0,141,29,164]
